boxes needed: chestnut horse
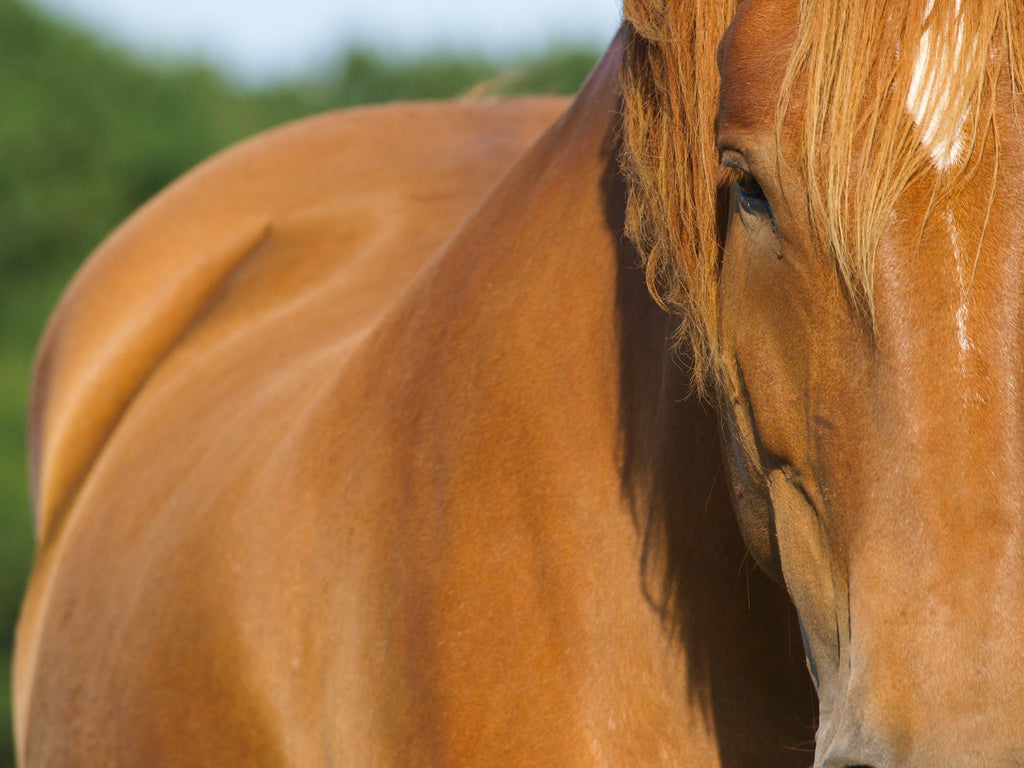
[14,1,1024,766]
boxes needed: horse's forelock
[783,0,1023,316]
[620,0,1024,391]
[620,0,740,396]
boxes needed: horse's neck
[346,33,816,765]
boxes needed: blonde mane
[620,0,1024,392]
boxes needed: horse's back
[28,97,567,543]
[15,97,568,766]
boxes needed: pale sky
[29,0,622,84]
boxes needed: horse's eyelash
[718,165,744,187]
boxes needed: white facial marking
[906,0,968,171]
[946,204,971,361]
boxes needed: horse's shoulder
[29,97,567,544]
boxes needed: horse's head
[624,0,1024,765]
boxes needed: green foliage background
[0,0,598,762]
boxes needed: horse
[12,0,1024,765]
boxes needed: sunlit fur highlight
[620,0,1024,392]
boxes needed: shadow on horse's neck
[602,149,816,766]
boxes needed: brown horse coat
[14,36,812,767]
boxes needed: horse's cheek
[720,410,781,581]
[768,471,843,700]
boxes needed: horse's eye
[735,172,774,222]
[736,172,765,200]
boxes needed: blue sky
[29,0,622,84]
